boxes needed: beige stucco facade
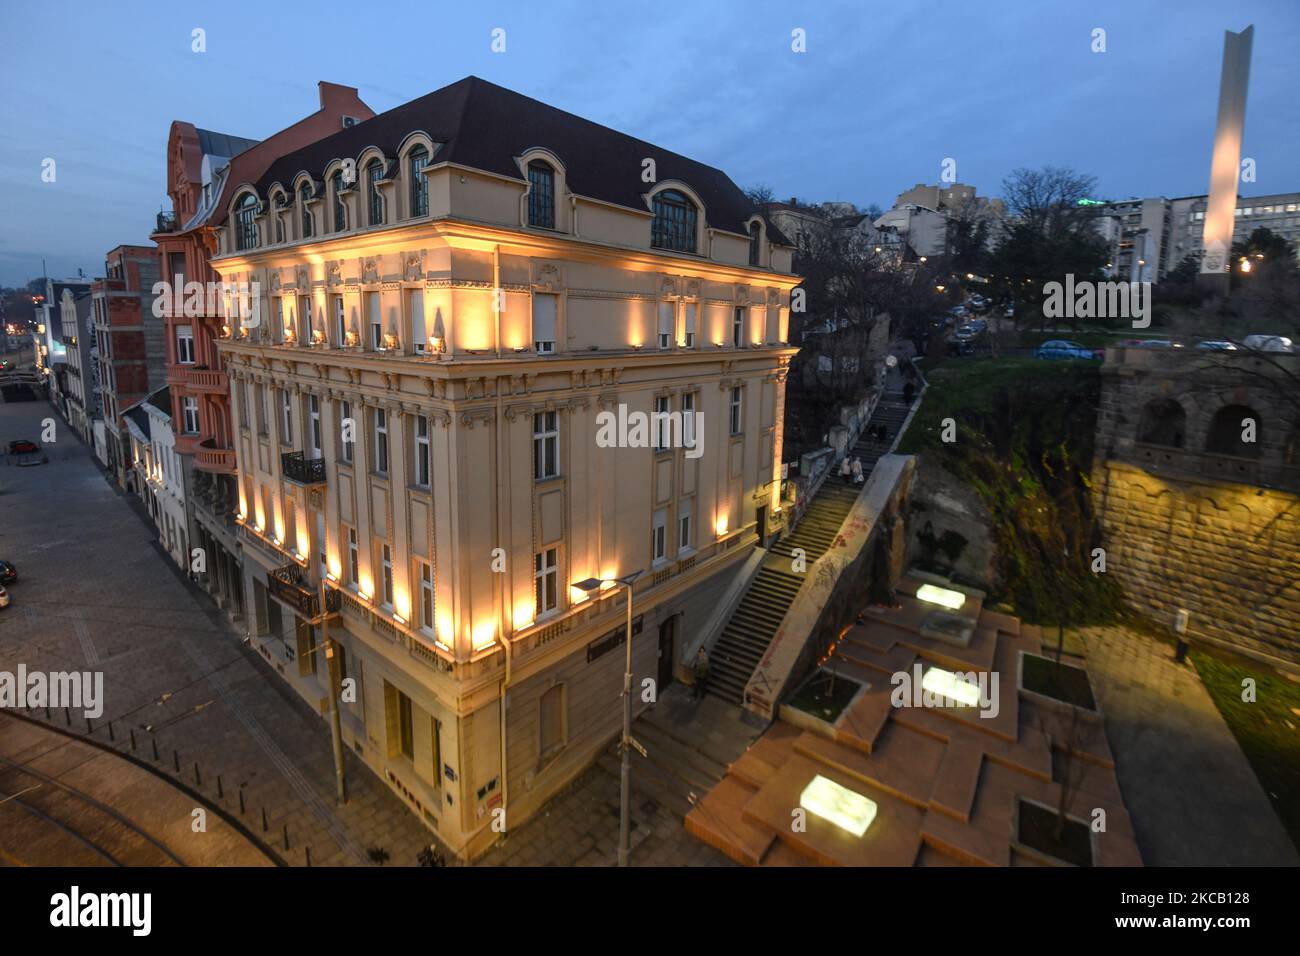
[210,137,798,857]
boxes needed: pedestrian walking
[693,647,711,701]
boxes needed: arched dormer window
[331,171,346,232]
[528,160,555,228]
[748,221,762,266]
[408,146,429,218]
[366,159,385,226]
[299,183,314,239]
[235,193,259,251]
[652,189,697,253]
[272,192,287,244]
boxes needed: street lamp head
[572,577,603,593]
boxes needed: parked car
[1037,340,1100,361]
[0,585,9,609]
[1196,340,1239,351]
[6,439,47,466]
[0,560,15,584]
[954,319,988,342]
[1242,334,1295,353]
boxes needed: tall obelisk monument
[1199,25,1253,291]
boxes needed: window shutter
[533,293,557,347]
[684,303,696,337]
[410,289,426,349]
[658,302,673,337]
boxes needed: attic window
[749,221,762,266]
[652,190,697,254]
[235,193,259,251]
[300,183,314,239]
[367,160,385,226]
[528,161,555,229]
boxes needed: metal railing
[281,451,326,484]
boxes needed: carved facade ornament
[308,488,325,511]
[269,271,281,292]
[734,285,750,307]
[658,275,679,299]
[296,266,309,289]
[327,261,342,286]
[766,287,779,307]
[685,279,701,298]
[404,251,424,282]
[460,408,495,429]
[381,371,399,391]
[533,262,563,291]
[362,258,379,284]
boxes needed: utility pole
[319,577,347,804]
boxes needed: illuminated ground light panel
[921,666,983,707]
[915,583,967,610]
[799,775,879,837]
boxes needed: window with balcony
[414,414,430,488]
[235,193,259,251]
[408,146,429,218]
[534,547,558,617]
[181,396,199,434]
[176,325,195,364]
[533,292,557,354]
[367,160,384,226]
[533,410,559,479]
[651,189,697,253]
[528,160,555,229]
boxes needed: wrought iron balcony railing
[268,563,340,620]
[281,451,326,484]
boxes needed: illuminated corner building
[57,286,96,443]
[208,76,799,859]
[35,277,90,417]
[153,82,375,624]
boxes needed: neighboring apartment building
[154,80,376,623]
[57,287,96,441]
[208,75,798,859]
[35,277,90,410]
[122,387,191,569]
[91,244,165,485]
[876,183,1006,260]
[1096,191,1300,281]
[765,199,903,269]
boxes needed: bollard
[64,707,71,726]
[305,846,312,867]
[86,717,93,735]
[261,807,268,832]
[217,775,223,799]
[194,762,201,786]
[173,750,180,773]
[44,707,50,721]
[108,721,115,742]
[130,729,136,751]
[239,789,246,815]
[283,824,289,851]
[152,738,159,761]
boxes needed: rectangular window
[367,292,382,350]
[381,543,393,608]
[309,394,321,456]
[539,684,564,762]
[410,289,426,354]
[534,547,558,617]
[657,301,673,350]
[298,294,312,342]
[730,386,742,435]
[398,690,414,759]
[528,162,555,229]
[181,396,199,434]
[280,390,293,444]
[654,395,671,452]
[533,410,559,480]
[374,408,389,474]
[418,560,435,635]
[284,496,297,553]
[340,400,354,464]
[176,325,195,364]
[347,527,359,586]
[533,292,557,354]
[333,295,347,346]
[683,392,697,450]
[678,500,693,553]
[732,307,745,347]
[414,414,430,487]
[684,303,696,348]
[652,508,667,564]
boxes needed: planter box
[1017,651,1102,720]
[779,669,866,738]
[1013,796,1096,867]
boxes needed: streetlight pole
[318,576,347,804]
[572,570,642,866]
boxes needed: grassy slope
[898,357,1125,626]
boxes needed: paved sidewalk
[1,396,441,866]
[1076,625,1299,866]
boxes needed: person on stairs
[840,456,852,483]
[693,646,711,701]
[851,457,864,485]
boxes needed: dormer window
[652,189,697,253]
[331,171,346,232]
[409,146,429,218]
[749,221,762,266]
[528,160,555,229]
[299,183,314,239]
[367,160,384,226]
[235,193,259,251]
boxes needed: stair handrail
[682,547,766,671]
